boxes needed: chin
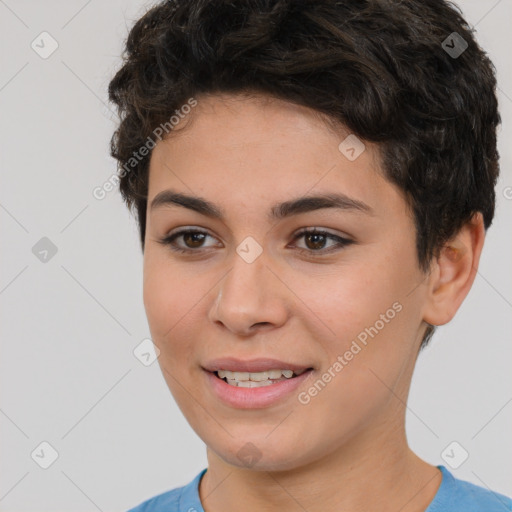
[210,435,312,472]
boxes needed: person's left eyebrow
[149,189,374,221]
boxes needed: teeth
[249,372,270,382]
[216,368,309,387]
[234,380,274,388]
[217,369,299,381]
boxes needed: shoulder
[126,469,207,512]
[451,476,512,512]
[428,466,512,512]
[126,488,180,512]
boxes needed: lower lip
[204,369,314,409]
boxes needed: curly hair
[108,0,500,350]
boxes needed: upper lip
[203,357,313,373]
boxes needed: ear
[422,212,486,326]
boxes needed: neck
[199,412,442,512]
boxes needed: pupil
[306,233,325,250]
[185,233,205,248]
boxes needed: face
[143,92,429,471]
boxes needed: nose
[208,248,290,336]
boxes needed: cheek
[296,257,416,379]
[292,261,400,342]
[142,253,215,378]
[143,261,204,403]
[143,266,174,338]
[143,253,196,351]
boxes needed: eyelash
[157,228,354,256]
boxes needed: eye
[290,228,354,255]
[157,227,354,256]
[157,228,219,254]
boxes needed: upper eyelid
[175,229,218,244]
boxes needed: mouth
[204,365,315,408]
[202,357,315,407]
[212,367,313,388]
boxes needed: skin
[143,92,485,512]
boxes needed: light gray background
[1,1,511,510]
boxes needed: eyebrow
[149,189,374,221]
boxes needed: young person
[108,0,511,510]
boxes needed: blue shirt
[127,465,512,511]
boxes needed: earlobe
[422,212,485,326]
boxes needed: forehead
[147,92,405,219]
[154,92,353,157]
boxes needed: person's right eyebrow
[149,189,374,221]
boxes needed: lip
[203,366,315,409]
[202,357,312,373]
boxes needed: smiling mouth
[213,368,313,388]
